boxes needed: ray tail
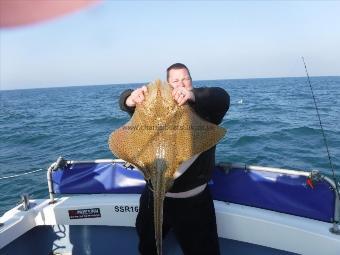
[153,145,167,255]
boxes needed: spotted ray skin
[108,80,226,255]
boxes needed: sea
[1,76,339,216]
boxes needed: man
[119,63,230,255]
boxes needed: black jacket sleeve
[119,89,135,116]
[119,87,230,123]
[190,87,230,124]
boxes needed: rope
[0,168,44,180]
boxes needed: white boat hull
[1,194,339,254]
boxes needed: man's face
[168,68,193,90]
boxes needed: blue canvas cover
[210,165,335,223]
[51,161,335,223]
[52,162,146,194]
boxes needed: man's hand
[125,86,148,107]
[172,87,195,106]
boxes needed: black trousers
[135,185,220,255]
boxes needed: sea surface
[1,76,339,216]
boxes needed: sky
[0,1,340,90]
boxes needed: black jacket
[119,87,230,192]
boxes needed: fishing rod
[301,57,339,197]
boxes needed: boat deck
[1,224,297,255]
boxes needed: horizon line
[1,74,339,92]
